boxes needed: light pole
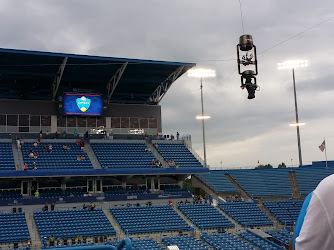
[188,68,216,168]
[278,60,308,167]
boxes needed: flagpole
[324,137,328,169]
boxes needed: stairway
[146,141,169,168]
[215,205,243,230]
[84,142,102,169]
[172,206,201,239]
[225,173,252,199]
[289,171,300,199]
[103,209,125,239]
[25,212,42,249]
[257,201,284,229]
[12,140,24,169]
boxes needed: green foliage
[256,164,273,169]
[278,162,287,168]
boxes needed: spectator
[51,202,55,211]
[48,144,52,153]
[63,145,67,150]
[26,238,31,249]
[85,131,89,140]
[44,203,48,211]
[28,150,34,158]
[77,235,82,244]
[24,163,28,171]
[83,204,87,209]
[168,200,174,207]
[62,129,66,138]
[54,131,58,139]
[189,225,195,237]
[33,142,38,148]
[80,140,85,150]
[46,131,49,138]
[293,174,334,249]
[16,164,20,171]
[32,162,37,170]
[43,145,47,152]
[56,236,61,246]
[34,190,39,198]
[74,129,78,138]
[42,237,47,248]
[49,235,55,247]
[177,131,180,140]
[37,137,41,144]
[90,202,95,211]
[39,130,43,139]
[145,146,151,152]
[33,152,38,159]
[154,143,158,149]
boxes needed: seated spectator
[32,162,37,170]
[48,144,52,152]
[24,163,28,170]
[33,142,38,147]
[56,236,61,246]
[83,204,87,209]
[16,164,20,171]
[168,200,174,207]
[154,143,158,149]
[37,137,41,144]
[66,145,71,150]
[62,145,67,150]
[80,140,85,150]
[77,235,82,244]
[90,202,95,211]
[43,145,47,152]
[28,150,34,158]
[80,155,85,160]
[33,152,38,159]
[145,146,151,152]
[189,225,195,237]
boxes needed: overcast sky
[0,0,333,169]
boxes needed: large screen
[63,93,103,116]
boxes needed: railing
[183,141,206,167]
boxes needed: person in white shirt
[294,174,334,249]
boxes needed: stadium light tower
[188,68,216,168]
[278,60,308,167]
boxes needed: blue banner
[63,93,103,116]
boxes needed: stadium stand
[156,143,203,168]
[0,142,15,170]
[263,200,303,225]
[106,238,163,250]
[21,142,92,170]
[162,235,207,250]
[91,142,156,168]
[294,167,334,195]
[0,212,30,244]
[163,185,192,196]
[34,209,116,239]
[196,170,239,193]
[0,190,22,199]
[110,205,189,234]
[266,229,292,246]
[218,202,273,227]
[177,203,234,230]
[239,230,282,250]
[226,169,292,197]
[201,233,255,250]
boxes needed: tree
[278,162,287,168]
[256,164,273,169]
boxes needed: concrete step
[25,212,42,249]
[257,202,284,229]
[85,142,102,169]
[102,208,125,240]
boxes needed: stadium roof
[0,48,195,104]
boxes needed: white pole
[324,137,328,169]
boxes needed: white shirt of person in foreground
[295,173,334,249]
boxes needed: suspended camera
[237,34,259,99]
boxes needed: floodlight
[278,60,308,70]
[196,115,211,120]
[188,68,216,78]
[290,122,305,127]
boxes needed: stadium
[0,47,331,250]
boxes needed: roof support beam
[107,62,128,102]
[52,57,68,101]
[149,66,184,104]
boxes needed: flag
[319,140,326,152]
[257,160,259,164]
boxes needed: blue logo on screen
[76,96,91,112]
